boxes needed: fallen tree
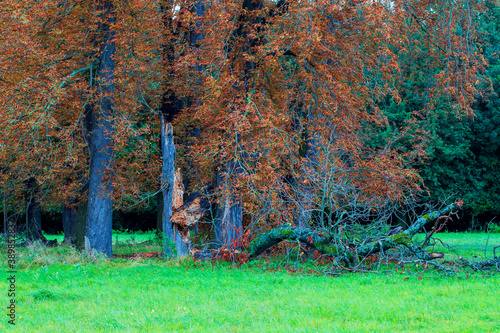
[189,201,499,273]
[246,202,461,266]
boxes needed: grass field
[1,232,499,332]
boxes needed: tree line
[0,0,497,259]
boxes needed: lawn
[1,232,499,332]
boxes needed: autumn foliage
[0,0,483,256]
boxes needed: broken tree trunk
[161,119,178,257]
[247,227,335,258]
[171,197,208,229]
[247,202,461,264]
[171,195,209,248]
[159,1,204,258]
[171,168,190,256]
[161,120,191,257]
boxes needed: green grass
[1,232,499,332]
[43,231,157,246]
[42,231,161,256]
[414,232,500,259]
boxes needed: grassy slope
[1,232,499,332]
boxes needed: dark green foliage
[420,1,500,218]
[374,1,500,224]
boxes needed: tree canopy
[0,0,495,262]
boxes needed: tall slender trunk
[85,1,115,257]
[3,189,7,238]
[156,191,164,235]
[25,178,43,242]
[62,202,77,245]
[160,118,174,256]
[75,193,87,250]
[215,0,263,249]
[216,160,243,248]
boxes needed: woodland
[1,0,499,271]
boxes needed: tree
[0,0,164,254]
[0,0,484,265]
[84,0,116,257]
[177,0,481,250]
[158,0,207,257]
[374,0,499,226]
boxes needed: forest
[1,0,499,267]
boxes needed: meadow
[1,232,499,332]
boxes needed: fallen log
[246,227,336,258]
[192,249,214,261]
[459,256,500,271]
[246,202,461,265]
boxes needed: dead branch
[246,202,461,265]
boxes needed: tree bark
[216,161,243,249]
[161,119,189,257]
[156,191,164,235]
[25,177,44,242]
[62,203,77,245]
[172,168,184,210]
[3,189,7,238]
[74,196,87,250]
[85,1,115,257]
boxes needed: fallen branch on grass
[459,257,500,271]
[246,202,461,266]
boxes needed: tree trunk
[161,118,189,257]
[85,1,115,257]
[25,177,44,242]
[74,196,87,250]
[3,189,7,238]
[26,200,43,242]
[216,161,243,249]
[156,191,163,235]
[159,0,204,258]
[213,0,263,250]
[62,203,77,245]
